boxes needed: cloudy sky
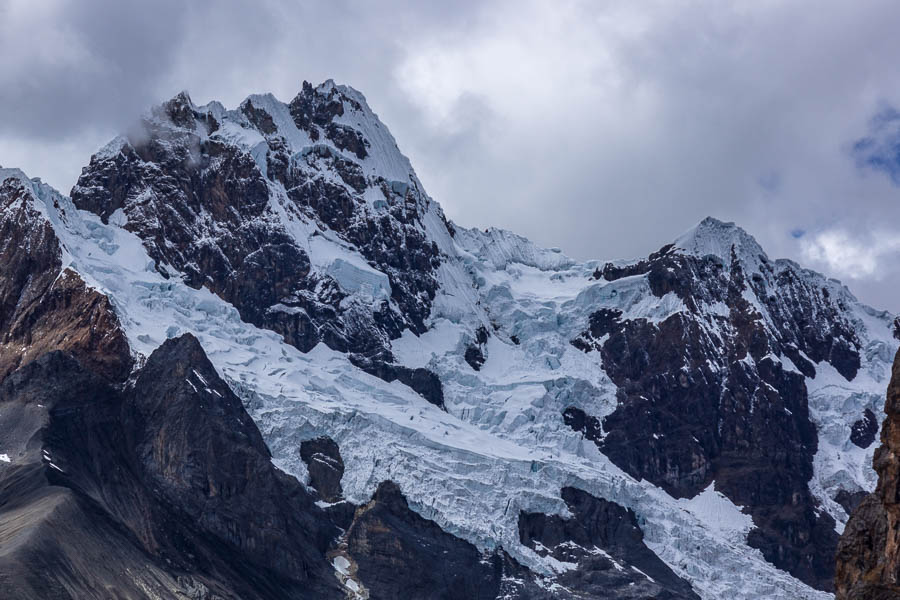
[3,0,900,310]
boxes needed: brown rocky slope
[837,348,900,599]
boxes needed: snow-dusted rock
[2,80,897,599]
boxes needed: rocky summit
[0,81,897,599]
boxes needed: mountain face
[570,222,868,589]
[0,81,897,599]
[0,176,132,382]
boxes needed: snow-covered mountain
[0,81,896,599]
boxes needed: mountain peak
[0,166,68,222]
[0,166,32,190]
[673,216,768,269]
[158,90,197,129]
[307,78,369,106]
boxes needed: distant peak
[0,166,32,188]
[295,79,370,112]
[158,90,197,129]
[673,216,768,267]
[699,216,731,228]
[171,90,193,104]
[241,92,279,107]
[0,167,53,204]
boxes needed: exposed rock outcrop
[0,336,342,599]
[569,221,856,590]
[519,487,699,599]
[344,481,543,600]
[300,436,345,503]
[0,175,132,382]
[851,408,880,449]
[836,349,900,599]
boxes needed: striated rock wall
[0,175,132,383]
[836,349,900,599]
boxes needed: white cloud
[3,1,900,310]
[801,229,900,280]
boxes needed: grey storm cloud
[2,0,900,311]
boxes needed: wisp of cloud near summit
[2,0,900,310]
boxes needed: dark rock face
[349,353,445,408]
[288,81,370,159]
[836,349,900,599]
[835,489,869,516]
[851,408,880,449]
[569,229,855,591]
[300,436,345,503]
[70,84,444,404]
[0,336,342,599]
[563,407,604,442]
[464,345,486,370]
[519,487,699,599]
[279,83,445,339]
[344,481,545,600]
[0,177,60,330]
[242,98,279,135]
[464,325,489,370]
[283,162,441,339]
[0,267,133,384]
[127,335,340,585]
[70,103,333,353]
[0,176,133,383]
[593,235,862,380]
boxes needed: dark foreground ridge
[836,348,900,599]
[0,335,341,599]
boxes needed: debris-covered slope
[1,80,897,599]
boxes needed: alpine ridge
[0,80,896,599]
